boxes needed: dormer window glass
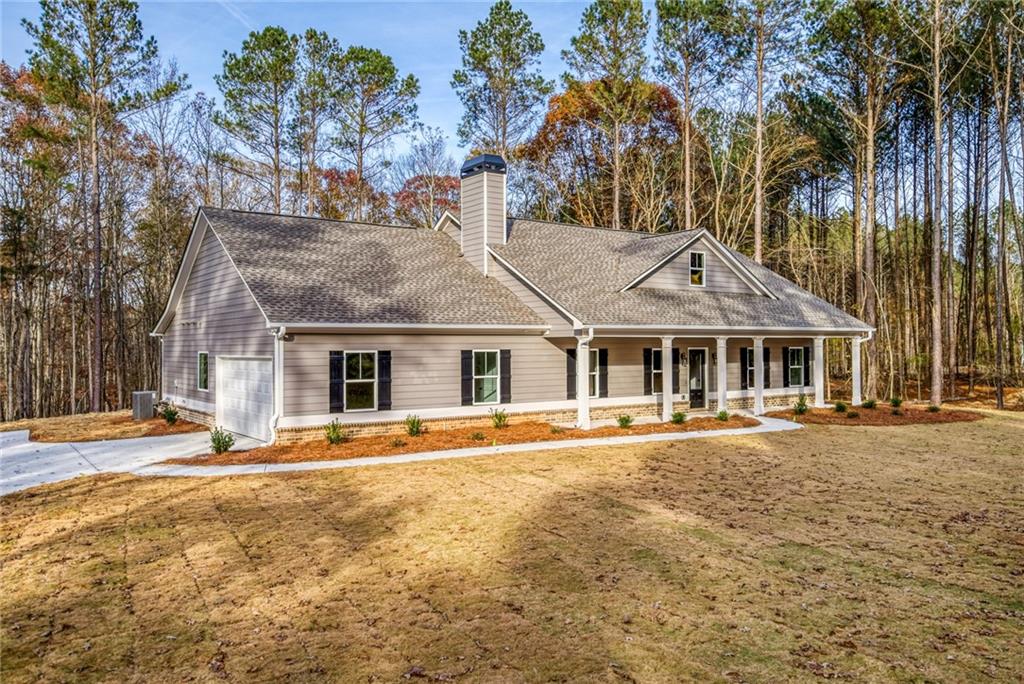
[690,251,706,287]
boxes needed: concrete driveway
[0,429,262,496]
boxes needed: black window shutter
[566,348,577,400]
[461,350,473,406]
[782,346,790,388]
[499,349,512,403]
[642,348,653,395]
[599,348,609,398]
[377,350,392,410]
[763,347,771,388]
[329,351,345,413]
[740,348,749,390]
[671,348,680,394]
[803,345,812,387]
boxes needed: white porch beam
[851,337,862,406]
[576,333,592,429]
[813,336,826,408]
[753,336,765,415]
[661,336,675,421]
[716,337,728,412]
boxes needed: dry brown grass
[2,412,1022,682]
[0,410,206,442]
[169,416,759,466]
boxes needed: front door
[688,349,706,409]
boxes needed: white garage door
[216,357,273,442]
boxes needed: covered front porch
[565,330,869,429]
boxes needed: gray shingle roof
[202,207,545,327]
[491,219,870,331]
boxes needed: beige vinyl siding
[460,173,486,271]
[490,260,574,335]
[161,224,272,407]
[695,337,812,392]
[440,217,460,242]
[284,333,566,416]
[640,237,755,294]
[485,172,505,245]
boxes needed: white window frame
[650,348,663,394]
[788,347,804,388]
[344,350,378,413]
[472,349,501,406]
[197,351,209,392]
[588,348,601,398]
[689,251,706,287]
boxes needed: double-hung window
[473,350,500,404]
[650,348,663,393]
[689,251,706,286]
[197,352,209,391]
[588,348,600,398]
[788,347,804,388]
[345,351,377,411]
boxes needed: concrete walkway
[133,417,802,479]
[0,429,262,496]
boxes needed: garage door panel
[217,358,273,441]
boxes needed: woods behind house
[1,0,1022,421]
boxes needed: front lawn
[0,409,206,442]
[2,413,1021,681]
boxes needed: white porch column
[851,337,862,406]
[661,336,675,422]
[576,334,591,430]
[753,337,765,415]
[813,336,826,408]
[716,336,728,412]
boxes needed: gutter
[269,326,287,444]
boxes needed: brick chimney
[459,154,506,275]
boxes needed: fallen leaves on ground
[0,410,206,442]
[766,405,984,426]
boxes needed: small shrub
[390,437,406,448]
[927,404,941,413]
[862,398,877,409]
[470,431,486,441]
[405,414,423,436]
[846,410,860,419]
[716,410,729,421]
[550,425,564,434]
[891,408,903,416]
[670,411,687,424]
[616,414,634,429]
[794,393,809,415]
[489,408,509,429]
[834,401,848,413]
[324,419,350,445]
[210,427,234,454]
[890,396,903,408]
[160,404,179,425]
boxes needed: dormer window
[689,251,706,287]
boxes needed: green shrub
[160,404,179,425]
[470,431,486,441]
[405,414,423,436]
[489,408,509,429]
[550,425,564,434]
[794,394,809,415]
[834,401,848,413]
[862,398,877,409]
[890,396,903,408]
[846,410,860,418]
[670,411,687,424]
[390,437,406,448]
[324,419,350,445]
[210,427,234,454]
[716,410,729,421]
[616,414,634,429]
[927,404,941,413]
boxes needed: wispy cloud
[216,0,254,31]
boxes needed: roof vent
[460,154,506,178]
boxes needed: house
[152,155,872,443]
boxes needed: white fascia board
[265,321,550,334]
[205,224,271,326]
[432,210,461,232]
[152,210,206,335]
[486,248,583,328]
[589,324,873,336]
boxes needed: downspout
[269,326,287,444]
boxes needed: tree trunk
[90,108,103,412]
[929,0,943,405]
[753,15,765,263]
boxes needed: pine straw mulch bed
[166,415,761,466]
[766,404,985,426]
[0,410,206,442]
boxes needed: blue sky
[1,1,598,157]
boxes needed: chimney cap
[460,154,506,178]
